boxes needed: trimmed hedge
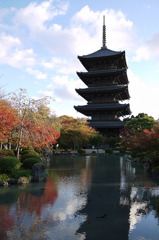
[78,149,86,154]
[0,157,20,173]
[23,158,41,169]
[10,169,31,178]
[21,153,41,162]
[105,149,113,154]
[0,174,9,182]
[0,149,15,158]
[21,150,39,157]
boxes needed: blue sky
[0,0,159,119]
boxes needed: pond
[0,154,159,240]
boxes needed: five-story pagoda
[74,17,131,137]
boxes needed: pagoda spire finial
[102,15,107,49]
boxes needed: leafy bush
[21,153,41,162]
[105,149,113,154]
[10,169,31,178]
[92,151,96,154]
[149,151,159,167]
[23,158,41,169]
[78,149,86,154]
[0,157,20,173]
[0,174,9,182]
[0,149,15,158]
[118,148,126,154]
[21,150,39,156]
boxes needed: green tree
[124,113,155,133]
[57,116,98,150]
[89,135,105,153]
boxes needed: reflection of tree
[0,205,14,239]
[120,157,159,231]
[19,178,58,215]
[0,178,58,240]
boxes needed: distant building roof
[76,85,128,93]
[77,68,127,76]
[78,47,123,59]
[75,103,130,110]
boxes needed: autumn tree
[10,89,60,158]
[57,116,98,150]
[122,117,159,169]
[0,99,18,148]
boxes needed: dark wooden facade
[74,19,131,136]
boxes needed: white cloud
[42,57,81,74]
[9,48,36,68]
[71,6,135,54]
[38,90,54,98]
[128,69,159,119]
[0,33,36,67]
[133,33,159,62]
[13,0,68,31]
[26,68,47,79]
[0,3,136,71]
[1,1,159,119]
[46,75,86,103]
[12,3,136,59]
[133,46,150,62]
[0,33,21,58]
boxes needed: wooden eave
[77,69,129,85]
[74,103,131,116]
[78,51,127,71]
[76,86,130,101]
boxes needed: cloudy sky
[0,0,159,119]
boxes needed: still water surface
[0,155,159,240]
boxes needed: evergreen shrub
[10,169,31,178]
[21,153,41,162]
[149,151,159,167]
[105,149,113,154]
[0,157,20,173]
[21,150,39,156]
[0,149,15,158]
[0,174,9,182]
[23,158,41,169]
[78,149,86,154]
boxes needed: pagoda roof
[76,85,130,101]
[78,47,123,59]
[77,68,127,77]
[76,85,128,94]
[77,69,129,86]
[74,103,131,116]
[89,121,125,128]
[75,103,129,111]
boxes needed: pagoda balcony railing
[88,100,119,104]
[91,114,119,120]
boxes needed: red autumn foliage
[19,178,58,215]
[122,126,159,152]
[18,119,60,149]
[0,100,18,142]
[0,205,14,239]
